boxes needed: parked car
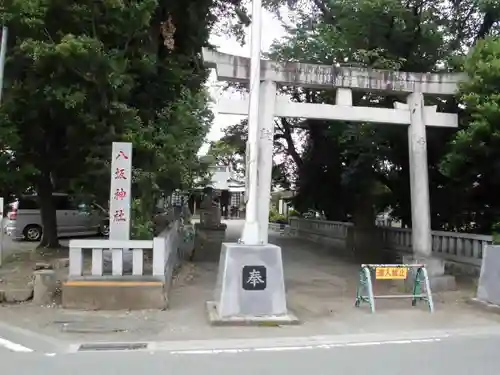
[78,201,109,237]
[4,193,107,241]
[71,203,170,238]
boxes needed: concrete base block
[402,255,444,275]
[192,223,227,262]
[428,274,456,292]
[207,242,299,325]
[476,245,500,305]
[206,301,299,326]
[33,270,57,305]
[402,255,456,291]
[62,277,166,310]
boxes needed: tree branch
[311,0,342,31]
[475,10,498,43]
[280,118,303,168]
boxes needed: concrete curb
[67,325,500,353]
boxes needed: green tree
[1,0,247,247]
[207,138,244,177]
[267,0,500,231]
[440,37,500,233]
[209,118,303,189]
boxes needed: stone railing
[68,219,186,282]
[69,239,156,278]
[289,218,352,238]
[64,219,193,310]
[153,220,193,291]
[377,226,491,268]
[269,222,288,233]
[286,217,493,275]
[287,218,353,250]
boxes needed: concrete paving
[0,341,20,354]
[0,220,499,355]
[0,233,38,261]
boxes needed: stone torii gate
[203,47,463,323]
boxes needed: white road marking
[0,337,34,352]
[168,337,443,355]
[75,326,500,355]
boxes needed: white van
[4,193,106,241]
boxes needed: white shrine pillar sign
[109,142,133,240]
[105,142,133,275]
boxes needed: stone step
[62,277,167,310]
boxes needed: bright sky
[199,9,288,155]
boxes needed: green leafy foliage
[207,117,302,189]
[269,208,287,223]
[263,0,500,234]
[0,0,246,246]
[440,37,500,232]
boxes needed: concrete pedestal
[402,255,456,291]
[476,245,500,305]
[206,242,298,326]
[192,223,227,262]
[62,276,166,310]
[33,270,57,305]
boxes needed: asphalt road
[0,331,499,375]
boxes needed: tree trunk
[37,170,59,249]
[351,195,383,264]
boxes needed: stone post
[405,92,456,290]
[257,80,277,244]
[407,92,432,257]
[33,270,57,305]
[192,187,227,262]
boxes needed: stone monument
[475,244,500,306]
[192,187,227,262]
[103,142,133,273]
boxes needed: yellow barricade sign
[375,266,408,280]
[355,264,434,313]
